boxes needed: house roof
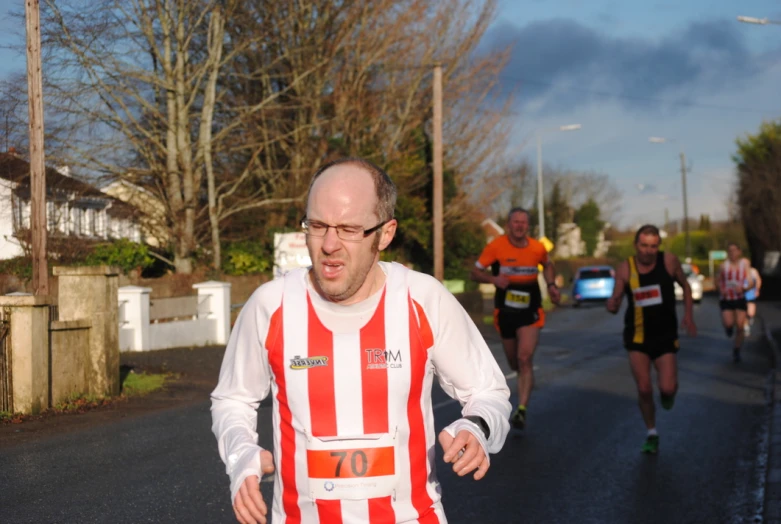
[481,218,505,238]
[0,152,138,219]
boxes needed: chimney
[56,165,71,177]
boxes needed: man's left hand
[438,429,489,480]
[682,315,697,337]
[548,285,561,305]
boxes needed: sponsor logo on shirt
[289,355,329,370]
[365,348,403,369]
[499,265,538,276]
[324,481,335,492]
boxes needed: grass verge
[121,371,169,396]
[0,371,171,424]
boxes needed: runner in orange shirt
[471,207,561,430]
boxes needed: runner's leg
[722,309,735,337]
[628,351,655,430]
[734,309,747,349]
[654,353,678,409]
[502,338,519,372]
[516,325,540,408]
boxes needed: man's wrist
[463,415,490,439]
[547,282,557,289]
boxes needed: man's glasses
[301,218,388,242]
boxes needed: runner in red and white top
[211,158,511,524]
[717,243,754,362]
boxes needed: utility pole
[679,151,690,258]
[536,133,544,239]
[26,0,49,295]
[432,63,443,282]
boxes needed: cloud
[481,18,772,114]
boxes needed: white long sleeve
[210,279,281,503]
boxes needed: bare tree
[33,0,513,273]
[40,0,314,272]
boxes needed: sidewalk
[760,300,781,522]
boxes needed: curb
[763,314,781,523]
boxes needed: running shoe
[660,393,676,411]
[641,435,659,454]
[510,406,526,430]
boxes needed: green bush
[85,239,154,273]
[222,242,270,276]
[0,256,33,280]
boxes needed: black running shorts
[720,299,747,311]
[624,340,679,361]
[493,308,544,339]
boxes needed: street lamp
[649,136,691,257]
[737,15,781,25]
[536,124,581,239]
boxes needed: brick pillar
[53,266,120,397]
[0,295,53,414]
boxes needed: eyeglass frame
[300,216,391,242]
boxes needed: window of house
[73,207,82,235]
[59,203,69,234]
[47,201,57,230]
[21,201,30,229]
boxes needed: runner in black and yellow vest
[607,225,697,454]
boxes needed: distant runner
[717,243,753,362]
[471,207,561,431]
[744,266,762,335]
[607,224,697,454]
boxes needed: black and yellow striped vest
[623,252,678,348]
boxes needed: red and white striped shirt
[211,262,511,523]
[719,259,749,300]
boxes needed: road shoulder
[762,301,781,522]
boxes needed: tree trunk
[201,4,225,270]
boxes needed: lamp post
[737,15,781,25]
[536,124,581,239]
[649,136,691,257]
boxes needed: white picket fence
[118,281,231,351]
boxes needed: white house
[0,151,143,260]
[100,179,169,248]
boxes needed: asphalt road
[0,296,773,523]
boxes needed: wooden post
[432,64,443,282]
[26,0,49,295]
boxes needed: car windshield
[578,269,613,279]
[681,264,694,277]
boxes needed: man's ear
[378,219,397,251]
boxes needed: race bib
[307,432,397,500]
[504,289,531,309]
[633,285,662,307]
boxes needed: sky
[1,1,780,229]
[484,0,781,228]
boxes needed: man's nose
[321,227,342,253]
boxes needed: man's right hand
[233,450,275,524]
[606,297,619,314]
[493,275,510,289]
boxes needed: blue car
[572,265,615,306]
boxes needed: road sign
[709,250,728,279]
[273,232,311,278]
